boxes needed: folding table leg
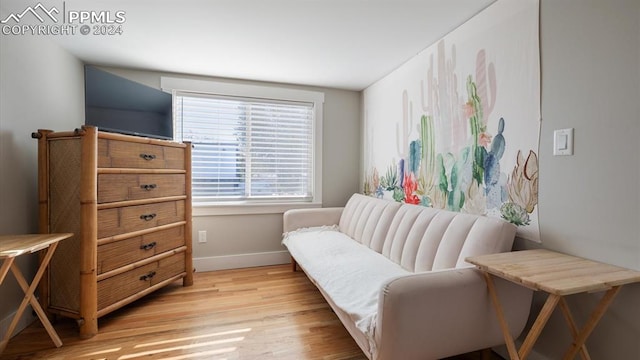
[2,243,62,352]
[482,272,520,360]
[0,258,16,353]
[0,258,14,284]
[518,293,561,360]
[559,298,591,360]
[562,287,621,360]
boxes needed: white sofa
[282,193,532,360]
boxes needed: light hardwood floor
[1,265,502,360]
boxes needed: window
[163,77,324,209]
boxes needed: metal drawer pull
[140,241,157,250]
[139,153,157,161]
[139,271,156,281]
[140,184,157,191]
[140,213,157,221]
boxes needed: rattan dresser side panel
[48,138,82,313]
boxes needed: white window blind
[175,92,315,203]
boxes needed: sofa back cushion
[340,194,517,272]
[382,203,517,272]
[339,194,401,251]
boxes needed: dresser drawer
[98,225,186,274]
[98,200,185,239]
[97,252,186,310]
[98,174,185,204]
[98,139,185,169]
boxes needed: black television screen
[84,66,173,140]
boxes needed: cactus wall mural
[363,0,541,241]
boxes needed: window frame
[161,76,324,215]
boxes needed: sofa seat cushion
[283,226,410,335]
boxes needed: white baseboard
[193,251,290,272]
[0,304,36,342]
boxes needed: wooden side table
[0,233,73,353]
[467,249,640,360]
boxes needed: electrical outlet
[198,230,207,243]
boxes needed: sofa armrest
[375,267,532,360]
[283,207,344,233]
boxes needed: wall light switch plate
[198,230,207,243]
[553,128,574,156]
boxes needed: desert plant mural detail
[363,0,540,241]
[365,78,538,219]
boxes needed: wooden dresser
[33,126,193,338]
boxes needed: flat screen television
[84,66,173,140]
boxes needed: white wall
[0,34,85,339]
[96,66,362,271]
[510,1,640,359]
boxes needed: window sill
[192,201,322,216]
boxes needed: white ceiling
[1,0,495,91]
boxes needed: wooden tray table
[467,249,640,360]
[0,233,73,353]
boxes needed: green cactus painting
[362,0,540,240]
[363,46,538,228]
